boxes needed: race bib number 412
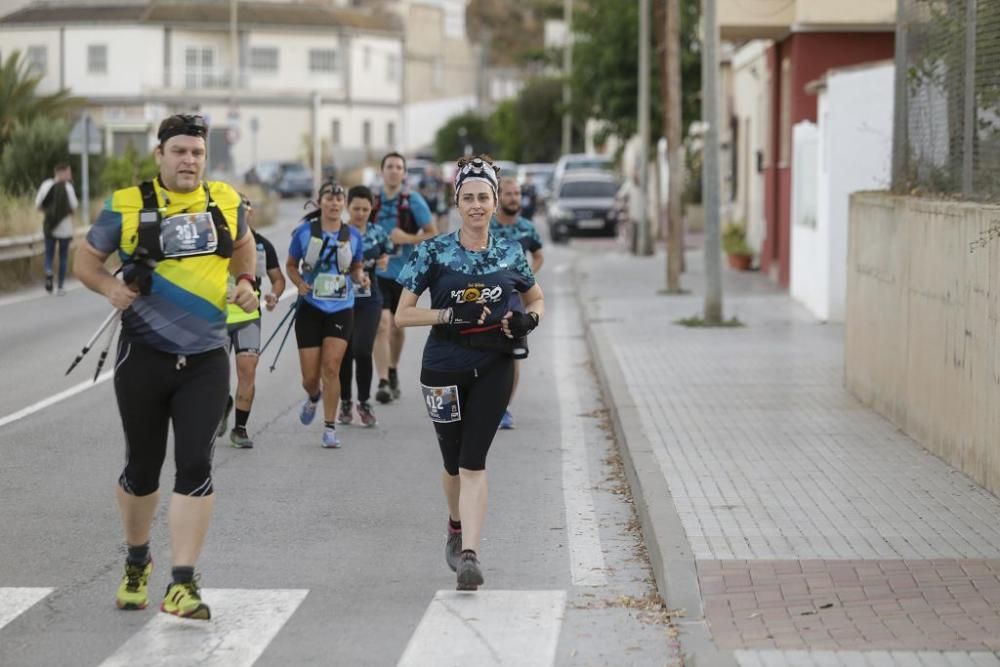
[420,384,461,423]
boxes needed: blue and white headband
[454,158,499,203]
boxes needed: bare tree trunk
[666,0,684,290]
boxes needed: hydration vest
[135,180,233,262]
[369,189,417,234]
[301,210,354,276]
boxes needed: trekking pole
[268,311,297,373]
[66,309,119,376]
[93,315,121,381]
[259,299,298,355]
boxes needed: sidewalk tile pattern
[700,559,1000,651]
[735,650,1000,667]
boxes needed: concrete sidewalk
[574,241,1000,667]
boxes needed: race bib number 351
[161,212,218,258]
[420,384,461,423]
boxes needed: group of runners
[73,114,547,618]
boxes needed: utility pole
[701,0,723,323]
[636,0,653,256]
[665,0,684,290]
[311,91,321,195]
[561,0,574,155]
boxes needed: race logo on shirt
[450,283,503,305]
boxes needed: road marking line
[397,590,566,667]
[0,371,113,430]
[554,305,608,587]
[0,588,53,629]
[100,589,308,667]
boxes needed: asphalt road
[0,201,676,666]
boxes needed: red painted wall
[760,31,894,287]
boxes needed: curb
[573,260,737,667]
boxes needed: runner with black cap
[286,180,367,448]
[74,113,259,620]
[395,155,545,590]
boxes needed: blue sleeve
[527,226,543,252]
[511,249,535,292]
[288,226,304,261]
[86,203,122,254]
[396,242,431,294]
[352,228,364,263]
[382,227,394,256]
[410,192,432,227]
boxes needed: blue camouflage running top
[396,231,535,371]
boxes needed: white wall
[348,34,402,104]
[64,27,164,97]
[790,62,894,322]
[0,27,61,93]
[790,121,825,318]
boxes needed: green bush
[435,113,495,162]
[0,117,71,196]
[100,144,158,192]
[722,222,752,256]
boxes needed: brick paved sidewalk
[575,241,1000,666]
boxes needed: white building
[789,60,894,322]
[0,0,413,174]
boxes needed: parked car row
[244,161,336,199]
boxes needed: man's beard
[500,204,520,216]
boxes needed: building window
[386,122,395,148]
[309,49,337,73]
[249,47,278,73]
[362,120,371,148]
[386,54,398,82]
[185,47,217,88]
[778,57,791,167]
[87,45,107,74]
[26,45,47,77]
[332,119,341,146]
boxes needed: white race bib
[160,212,217,258]
[313,272,348,301]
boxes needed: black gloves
[506,311,539,338]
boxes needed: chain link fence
[893,0,1000,199]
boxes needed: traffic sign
[68,115,102,155]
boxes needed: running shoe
[338,400,354,425]
[229,427,253,449]
[375,380,392,404]
[161,579,211,620]
[499,409,514,430]
[44,274,53,294]
[389,373,401,400]
[216,396,234,438]
[56,287,66,296]
[115,559,152,610]
[357,401,378,427]
[446,525,462,573]
[321,427,341,449]
[456,550,484,591]
[299,395,319,425]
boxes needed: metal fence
[893,0,1000,199]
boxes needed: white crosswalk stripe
[397,590,566,667]
[99,589,308,667]
[0,588,53,630]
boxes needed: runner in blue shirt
[338,185,393,427]
[395,155,545,591]
[371,152,437,404]
[489,176,545,430]
[286,180,367,449]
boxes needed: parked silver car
[546,171,620,242]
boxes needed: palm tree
[0,50,80,155]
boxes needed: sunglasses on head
[157,114,208,143]
[318,181,345,198]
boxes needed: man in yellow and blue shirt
[74,114,259,621]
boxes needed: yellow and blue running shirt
[87,179,248,355]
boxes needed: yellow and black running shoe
[116,559,152,610]
[160,579,211,620]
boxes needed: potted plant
[722,222,753,271]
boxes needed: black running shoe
[456,550,483,591]
[446,526,462,573]
[375,380,392,404]
[44,274,53,294]
[389,373,401,400]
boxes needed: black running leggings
[114,338,229,497]
[339,302,381,402]
[420,356,514,475]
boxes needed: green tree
[570,0,700,142]
[0,116,71,196]
[489,99,522,161]
[0,50,80,156]
[513,77,569,162]
[100,144,158,192]
[434,112,495,162]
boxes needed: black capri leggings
[420,356,514,475]
[114,338,229,497]
[339,302,381,402]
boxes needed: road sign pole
[81,113,90,225]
